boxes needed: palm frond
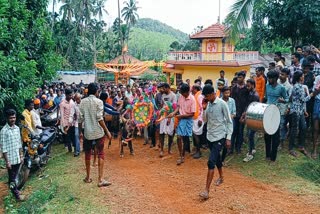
[225,0,256,42]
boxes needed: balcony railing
[167,51,259,62]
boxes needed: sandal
[83,178,92,183]
[215,177,224,186]
[199,190,209,200]
[98,180,112,187]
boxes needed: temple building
[163,23,260,85]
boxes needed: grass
[1,144,110,214]
[224,133,320,197]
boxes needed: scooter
[16,127,56,189]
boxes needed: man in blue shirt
[265,71,288,163]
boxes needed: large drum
[245,102,280,135]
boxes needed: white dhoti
[192,118,204,135]
[159,118,174,136]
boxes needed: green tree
[226,0,320,50]
[170,41,183,51]
[54,0,113,69]
[60,0,74,22]
[0,0,61,124]
[121,0,140,44]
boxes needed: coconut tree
[60,0,74,22]
[121,0,140,42]
[51,0,57,30]
[225,0,257,41]
[93,0,108,21]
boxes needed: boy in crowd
[168,83,195,165]
[159,83,177,157]
[231,71,248,154]
[264,71,288,163]
[215,79,225,98]
[221,86,235,163]
[192,85,204,159]
[255,67,266,102]
[199,85,233,200]
[216,70,228,88]
[0,109,25,201]
[58,88,77,154]
[242,79,260,162]
[79,83,112,187]
[277,68,293,149]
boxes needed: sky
[104,0,235,33]
[50,0,235,34]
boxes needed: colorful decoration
[132,101,154,128]
[156,101,175,123]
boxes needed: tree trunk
[93,33,97,67]
[51,0,55,31]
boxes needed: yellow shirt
[22,109,35,143]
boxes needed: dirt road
[96,139,320,214]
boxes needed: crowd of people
[1,45,320,201]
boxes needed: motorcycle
[16,127,56,189]
[40,107,64,144]
[41,106,57,127]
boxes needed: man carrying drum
[264,71,288,163]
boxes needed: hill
[129,28,178,61]
[134,18,189,42]
[128,18,190,61]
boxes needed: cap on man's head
[34,99,40,105]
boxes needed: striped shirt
[79,95,105,140]
[0,124,22,165]
[59,99,76,131]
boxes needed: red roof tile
[190,23,227,39]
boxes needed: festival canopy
[95,54,164,83]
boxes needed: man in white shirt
[215,70,228,88]
[47,88,57,108]
[31,98,46,135]
[198,76,205,88]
